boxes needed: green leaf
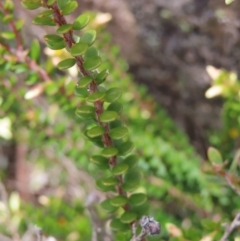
[4,0,14,11]
[30,39,40,61]
[120,211,137,223]
[125,168,141,182]
[225,0,235,4]
[84,46,99,59]
[70,42,89,56]
[123,168,141,192]
[21,0,42,9]
[96,178,115,192]
[112,163,129,175]
[123,155,138,170]
[131,202,149,218]
[1,31,15,40]
[100,111,118,123]
[57,58,76,70]
[46,41,66,50]
[81,30,97,45]
[62,1,78,15]
[47,0,56,5]
[73,13,90,30]
[57,24,72,34]
[129,193,147,206]
[76,105,95,114]
[87,126,104,138]
[74,87,89,98]
[107,102,123,114]
[15,19,25,30]
[45,82,58,95]
[44,34,65,50]
[57,0,70,9]
[77,76,92,88]
[90,155,109,170]
[101,147,118,157]
[33,16,55,26]
[110,219,129,232]
[110,196,128,207]
[102,177,118,186]
[88,137,104,148]
[109,127,128,140]
[44,34,63,42]
[3,14,13,23]
[207,147,223,165]
[122,180,140,192]
[105,88,122,103]
[87,92,106,103]
[95,69,109,84]
[83,56,102,71]
[117,141,134,156]
[100,199,118,213]
[36,9,53,18]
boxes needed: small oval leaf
[100,111,118,123]
[95,69,109,84]
[117,141,134,156]
[123,155,138,170]
[57,24,72,34]
[107,102,123,114]
[105,88,122,103]
[70,42,89,56]
[109,126,128,140]
[73,13,90,30]
[100,199,118,213]
[21,0,42,10]
[129,193,147,206]
[102,177,118,186]
[90,155,109,170]
[81,30,97,45]
[122,180,140,192]
[101,147,118,157]
[120,211,137,223]
[62,1,78,15]
[95,178,115,192]
[87,126,104,138]
[112,163,129,175]
[77,76,92,88]
[74,87,89,98]
[207,147,223,165]
[110,219,129,231]
[87,92,106,103]
[83,56,102,71]
[110,196,128,207]
[33,16,55,26]
[57,58,76,70]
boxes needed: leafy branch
[16,0,161,240]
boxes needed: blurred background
[1,0,240,240]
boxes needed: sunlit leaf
[101,147,118,157]
[73,13,90,30]
[207,147,223,165]
[81,30,97,45]
[57,58,76,70]
[70,42,89,56]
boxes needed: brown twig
[220,212,240,241]
[213,164,240,196]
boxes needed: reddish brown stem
[0,3,23,50]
